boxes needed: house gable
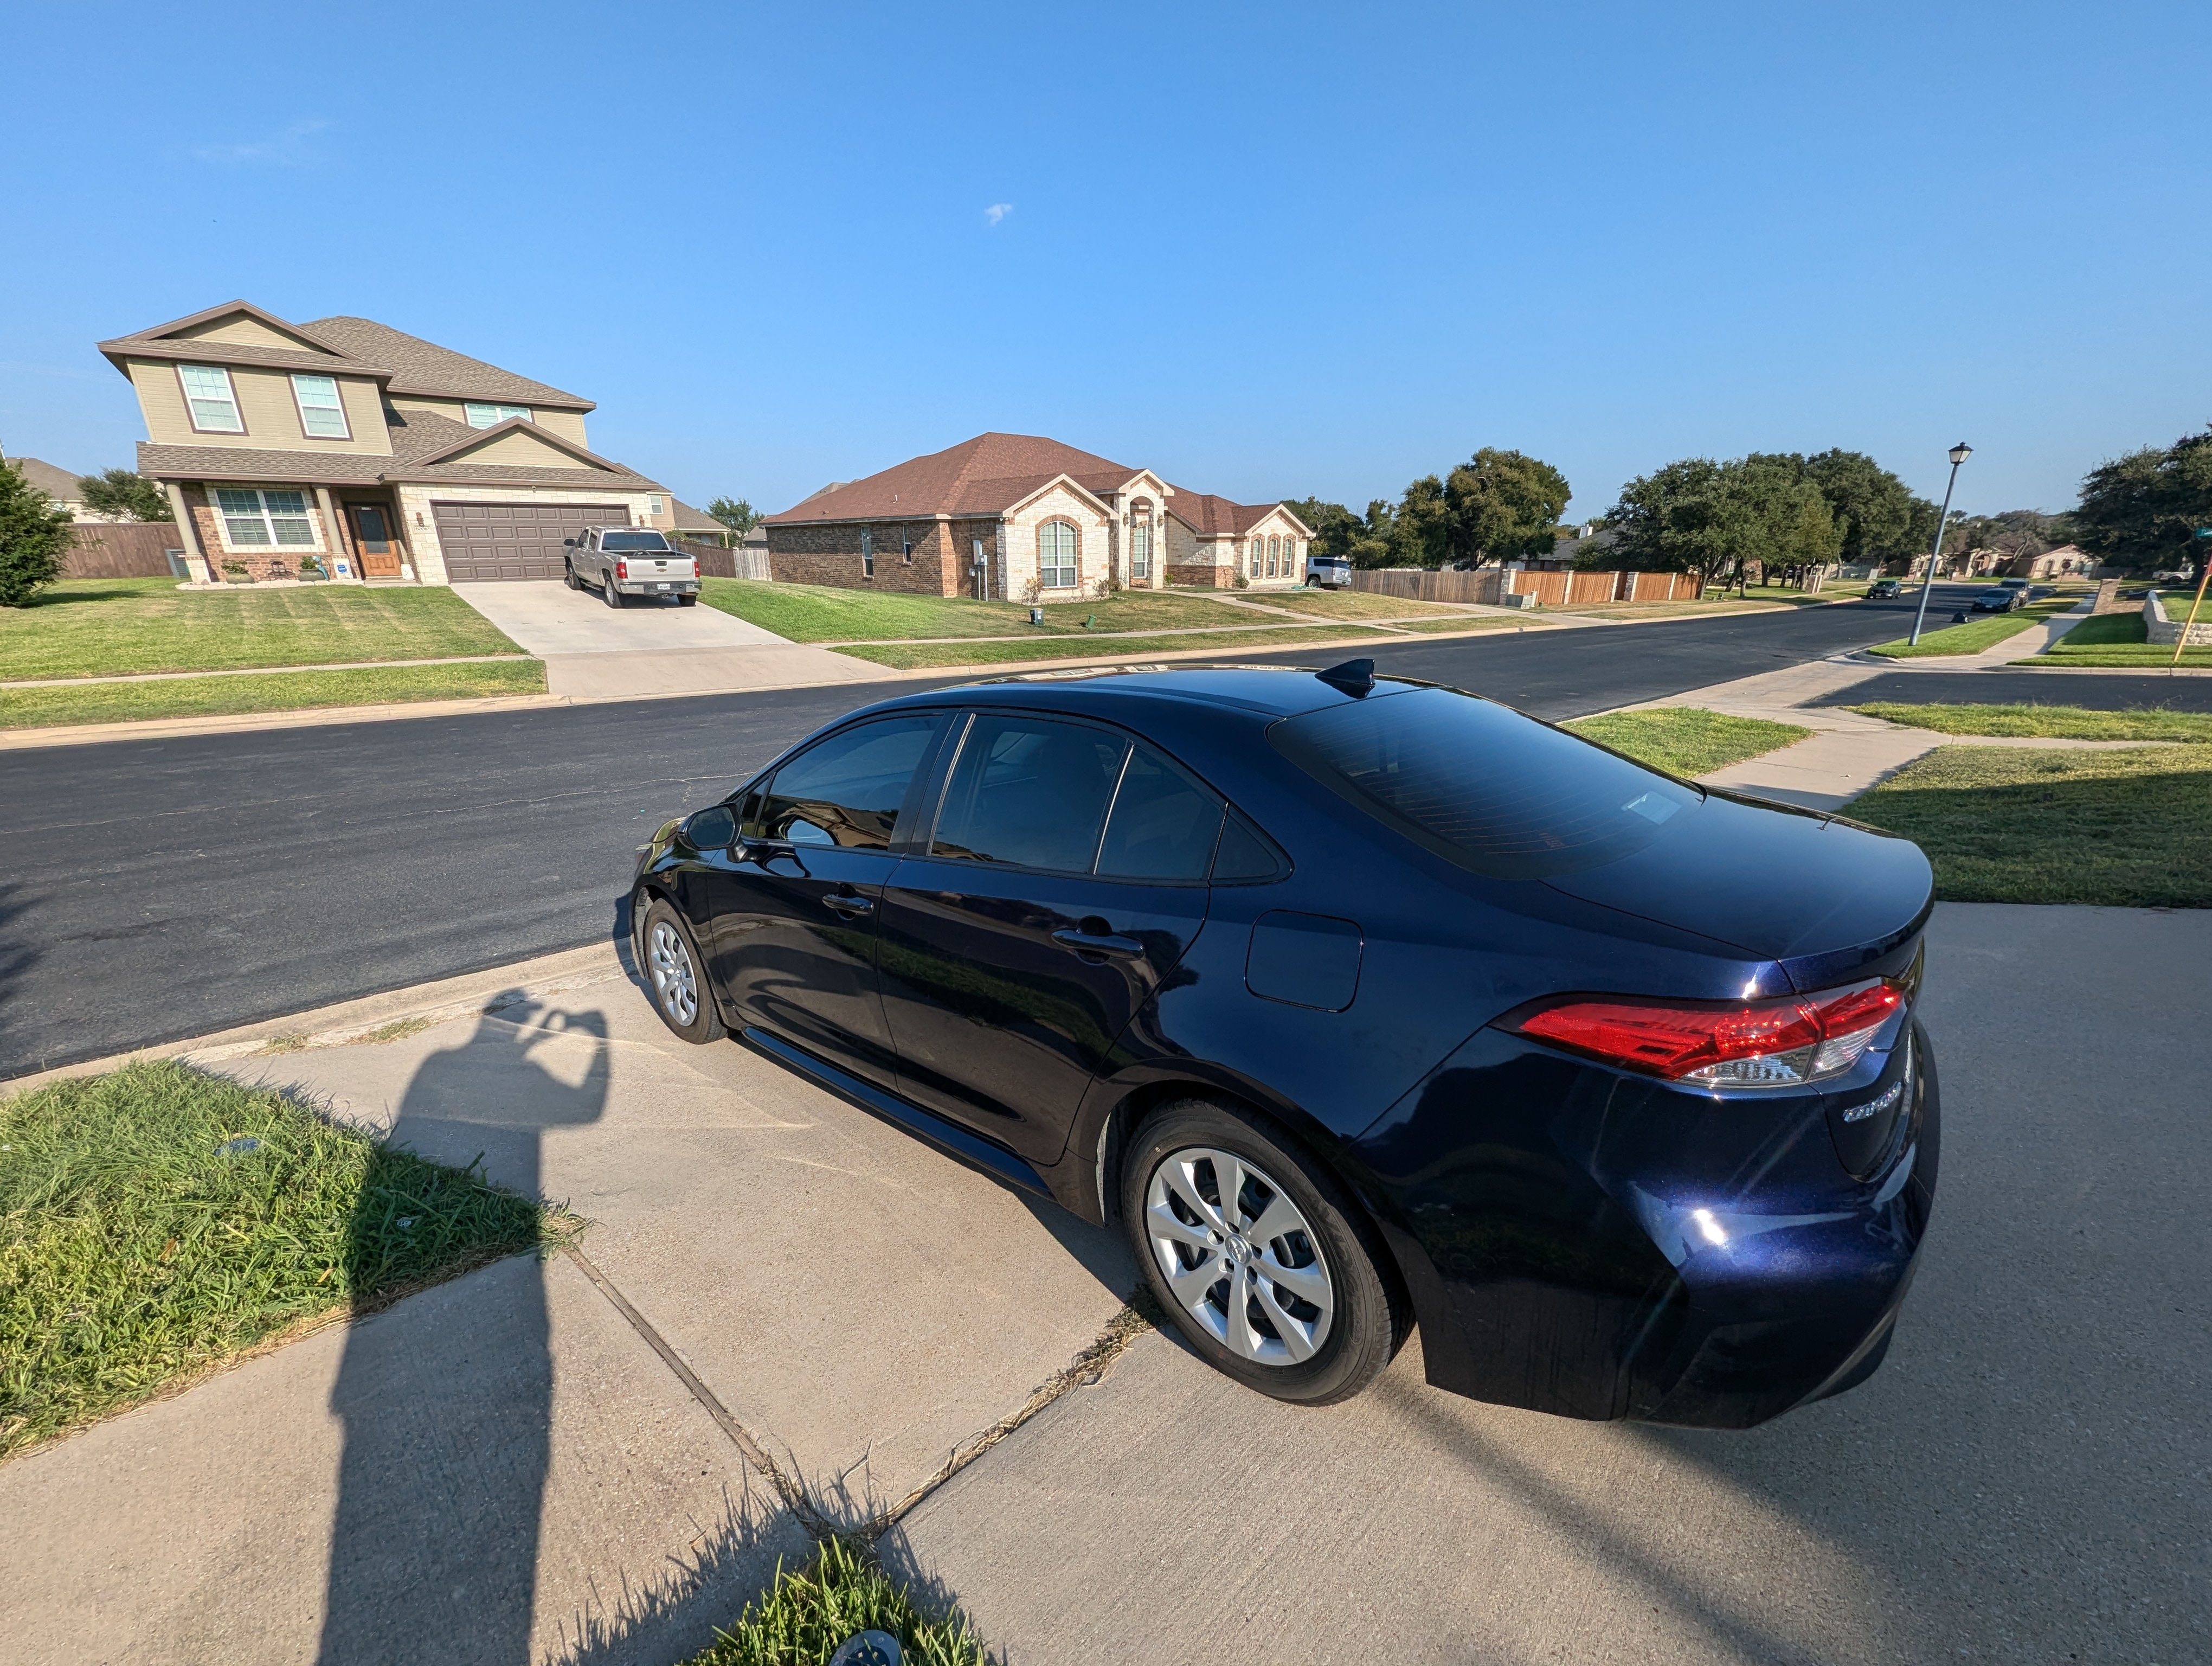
[403,416,622,473]
[133,300,354,358]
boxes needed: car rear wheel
[602,574,626,608]
[640,897,724,1043]
[678,593,698,606]
[1122,1099,1402,1405]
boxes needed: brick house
[760,432,1314,599]
[97,299,687,585]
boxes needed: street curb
[1,941,632,1095]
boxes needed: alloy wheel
[1144,1146,1334,1364]
[648,919,699,1026]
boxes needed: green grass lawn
[1864,598,2076,658]
[699,579,1255,642]
[1563,707,1812,776]
[679,1537,985,1666]
[1849,701,2212,742]
[0,659,546,729]
[1846,744,2212,907]
[0,1060,577,1458]
[1377,616,1527,634]
[1243,589,1471,620]
[2022,608,2212,669]
[834,625,1392,669]
[0,577,528,679]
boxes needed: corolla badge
[1841,1078,1905,1124]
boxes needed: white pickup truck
[563,527,700,607]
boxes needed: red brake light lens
[616,559,629,580]
[1509,978,1905,1089]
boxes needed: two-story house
[761,433,1314,599]
[98,300,679,585]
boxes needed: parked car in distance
[631,662,1940,1425]
[1867,578,1902,599]
[1972,587,2023,613]
[564,527,700,607]
[1306,554,1352,590]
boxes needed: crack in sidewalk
[568,1237,1154,1546]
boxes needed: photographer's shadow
[316,993,607,1666]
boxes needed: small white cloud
[195,120,328,164]
[984,203,1013,226]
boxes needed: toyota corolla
[629,662,1938,1426]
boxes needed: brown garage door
[433,501,631,581]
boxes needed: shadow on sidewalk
[316,992,607,1666]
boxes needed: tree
[1801,450,1937,569]
[1606,452,1841,593]
[2075,431,2212,575]
[1389,475,1452,568]
[0,461,73,606]
[1442,448,1571,566]
[1284,497,1364,561]
[706,496,761,536]
[75,467,172,522]
[1605,456,1733,589]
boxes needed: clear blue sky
[4,1,2205,522]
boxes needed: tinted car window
[1211,809,1287,883]
[1097,745,1222,880]
[1271,686,1699,880]
[931,715,1128,872]
[759,715,940,849]
[601,531,672,551]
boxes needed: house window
[902,538,914,564]
[214,487,317,548]
[290,374,350,439]
[861,529,875,578]
[464,402,532,427]
[1130,522,1150,579]
[648,496,665,516]
[1038,520,1078,589]
[179,365,244,433]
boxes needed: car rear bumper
[616,578,699,595]
[1350,1020,1940,1428]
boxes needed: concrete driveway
[453,580,876,696]
[2,904,2202,1664]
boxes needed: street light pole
[1908,443,1974,646]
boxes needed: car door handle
[1052,926,1143,958]
[822,891,876,918]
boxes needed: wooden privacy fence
[59,522,187,579]
[675,537,771,580]
[1348,567,1700,606]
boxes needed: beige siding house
[98,300,670,585]
[761,432,1314,599]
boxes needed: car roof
[867,663,1397,721]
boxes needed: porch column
[164,482,213,582]
[312,486,362,582]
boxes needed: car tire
[602,573,626,609]
[639,896,725,1044]
[678,593,698,606]
[1121,1098,1403,1406]
[564,562,581,591]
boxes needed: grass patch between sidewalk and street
[678,1537,986,1666]
[1846,744,2212,907]
[2021,608,2212,669]
[0,1060,578,1458]
[1849,701,2212,742]
[0,658,546,728]
[1864,598,2076,658]
[699,578,1253,642]
[832,624,1393,669]
[0,576,528,680]
[1239,589,1474,621]
[1563,707,1813,777]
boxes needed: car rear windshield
[1269,685,1700,880]
[602,531,672,551]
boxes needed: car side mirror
[682,805,738,850]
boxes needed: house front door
[348,503,404,578]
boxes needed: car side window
[1096,744,1223,881]
[756,714,941,851]
[930,715,1129,873]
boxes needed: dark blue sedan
[631,663,1939,1427]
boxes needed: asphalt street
[0,588,1972,1075]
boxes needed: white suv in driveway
[563,527,700,607]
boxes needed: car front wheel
[1122,1099,1403,1405]
[640,897,725,1043]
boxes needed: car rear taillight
[616,559,629,580]
[1507,978,1906,1088]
